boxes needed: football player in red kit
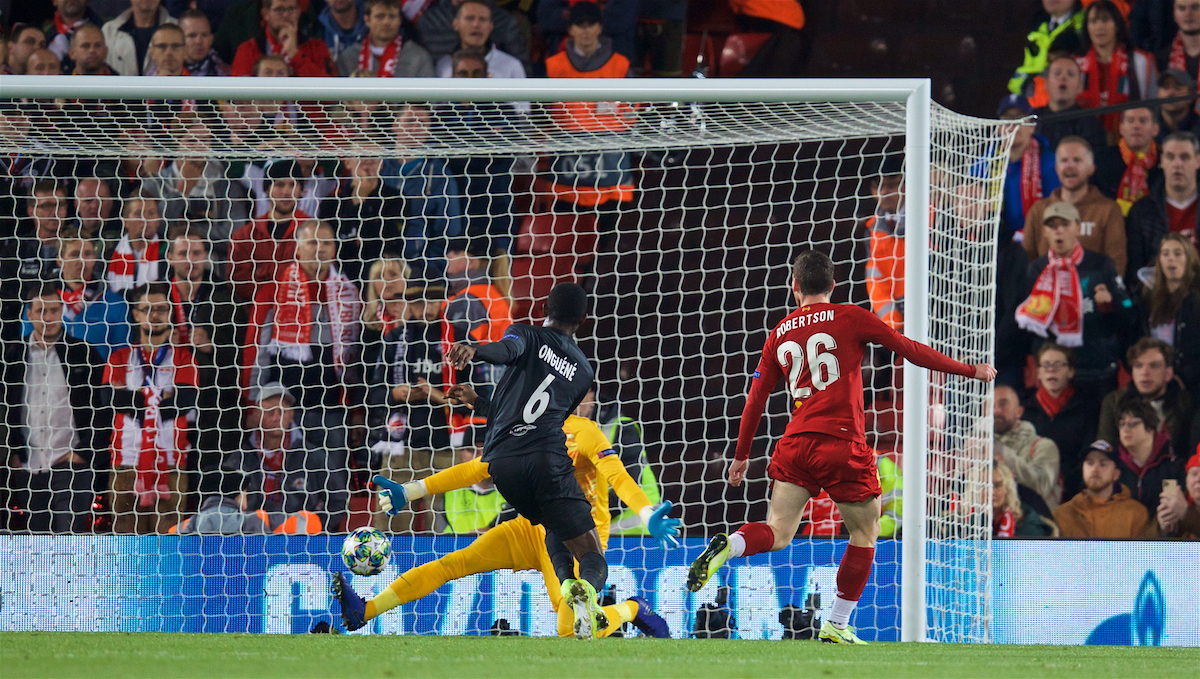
[687,250,996,644]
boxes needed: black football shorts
[487,449,595,541]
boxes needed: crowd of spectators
[986,0,1200,540]
[2,0,1197,541]
[1,0,715,534]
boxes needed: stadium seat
[347,493,375,533]
[807,32,893,76]
[897,32,977,77]
[837,0,919,26]
[514,195,599,256]
[509,254,582,323]
[801,490,842,536]
[718,33,772,78]
[686,0,740,36]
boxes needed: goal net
[0,77,1012,643]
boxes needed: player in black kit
[443,283,607,639]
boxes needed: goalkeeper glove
[643,501,682,550]
[373,475,408,516]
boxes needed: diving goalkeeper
[332,402,681,638]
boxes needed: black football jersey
[474,324,595,461]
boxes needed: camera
[693,586,736,639]
[780,589,822,640]
[489,618,521,636]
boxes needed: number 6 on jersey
[522,373,556,423]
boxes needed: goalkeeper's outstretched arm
[595,454,653,518]
[594,454,681,549]
[374,459,491,515]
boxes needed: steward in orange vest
[169,491,321,534]
[543,2,635,207]
[443,241,513,432]
[864,157,906,331]
[171,504,321,534]
[866,213,906,331]
[443,242,513,346]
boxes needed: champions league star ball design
[341,527,392,576]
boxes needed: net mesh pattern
[0,90,1012,642]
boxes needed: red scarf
[1170,32,1197,78]
[1020,135,1044,216]
[265,26,286,57]
[1117,138,1156,214]
[53,11,87,37]
[357,34,404,77]
[1077,47,1130,110]
[252,430,293,501]
[271,261,359,370]
[169,279,192,346]
[109,235,161,291]
[134,344,173,508]
[1016,241,1085,346]
[1036,385,1075,419]
[377,304,401,335]
[59,284,97,319]
[401,0,434,22]
[1078,47,1132,136]
[994,507,1016,537]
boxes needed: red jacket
[231,32,335,77]
[228,211,310,303]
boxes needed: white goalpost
[0,76,1013,642]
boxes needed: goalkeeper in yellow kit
[332,401,681,638]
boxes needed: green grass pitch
[2,632,1195,678]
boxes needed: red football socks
[835,544,875,601]
[732,522,775,557]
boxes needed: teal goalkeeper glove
[373,475,409,516]
[645,501,682,550]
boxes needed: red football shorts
[767,432,881,503]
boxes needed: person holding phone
[1153,453,1200,537]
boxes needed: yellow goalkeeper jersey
[562,414,650,545]
[421,415,652,545]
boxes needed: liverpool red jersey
[734,303,975,460]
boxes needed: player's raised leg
[332,520,529,631]
[818,497,881,645]
[688,479,810,592]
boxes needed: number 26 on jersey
[776,332,841,400]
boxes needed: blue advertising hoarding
[0,536,1195,645]
[990,540,1200,646]
[0,535,894,639]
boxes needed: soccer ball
[341,527,392,576]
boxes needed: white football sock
[727,532,746,558]
[828,595,858,629]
